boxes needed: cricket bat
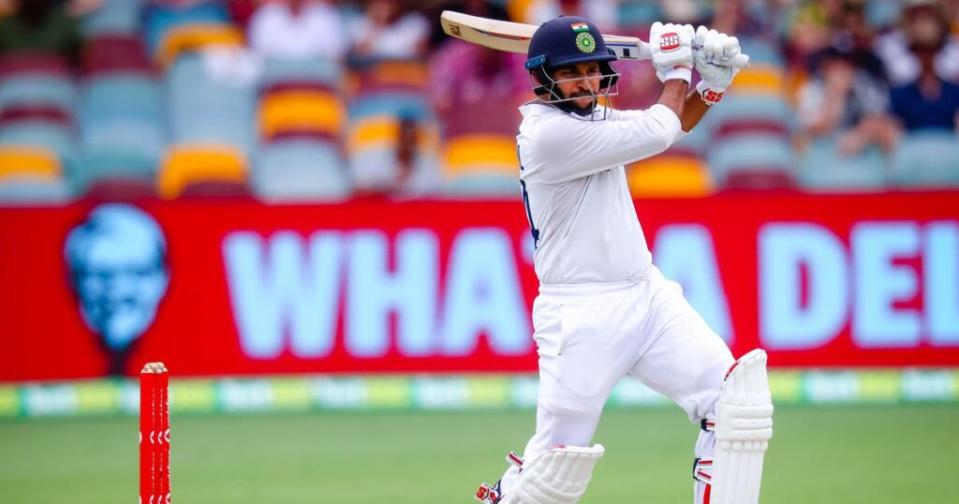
[440,11,749,68]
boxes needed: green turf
[0,404,953,503]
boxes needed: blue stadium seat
[253,140,351,201]
[348,147,401,192]
[82,0,146,36]
[260,58,343,89]
[709,134,795,188]
[891,131,959,188]
[348,146,441,197]
[82,120,165,161]
[0,75,77,112]
[81,74,162,123]
[79,75,164,159]
[438,173,519,197]
[0,178,72,203]
[798,138,887,191]
[67,150,157,194]
[0,122,75,158]
[347,94,434,123]
[617,2,662,28]
[702,94,794,134]
[738,37,784,67]
[167,55,255,151]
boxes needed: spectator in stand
[832,0,881,65]
[522,0,619,32]
[786,1,833,74]
[248,0,348,61]
[0,0,97,66]
[889,7,959,133]
[798,44,898,155]
[429,0,529,111]
[349,0,429,60]
[430,43,528,108]
[875,0,959,86]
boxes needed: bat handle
[632,42,750,68]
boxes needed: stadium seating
[82,35,153,75]
[346,112,441,194]
[0,74,77,114]
[437,100,520,195]
[0,121,75,160]
[79,75,164,151]
[69,150,157,196]
[259,58,343,90]
[167,54,255,152]
[353,60,430,95]
[259,88,344,142]
[0,147,71,203]
[345,56,441,195]
[441,134,518,195]
[709,134,796,190]
[143,1,241,66]
[253,140,351,202]
[157,145,249,198]
[616,2,662,28]
[82,0,146,36]
[0,0,954,205]
[890,131,959,188]
[699,83,796,190]
[0,53,76,117]
[627,147,712,197]
[797,138,887,191]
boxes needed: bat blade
[440,10,536,55]
[440,11,649,61]
[440,11,749,67]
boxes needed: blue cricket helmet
[525,16,619,96]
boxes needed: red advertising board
[1,192,958,381]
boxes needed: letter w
[223,231,342,358]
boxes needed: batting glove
[650,22,694,84]
[694,26,743,105]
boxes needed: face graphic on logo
[64,204,169,373]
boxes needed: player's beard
[564,91,598,116]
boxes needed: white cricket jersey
[517,102,684,285]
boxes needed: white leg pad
[711,349,773,504]
[501,444,604,504]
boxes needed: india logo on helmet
[575,32,596,53]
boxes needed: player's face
[552,62,602,109]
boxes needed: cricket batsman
[474,16,774,504]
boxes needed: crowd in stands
[0,0,957,204]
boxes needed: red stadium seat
[352,59,430,95]
[0,106,71,127]
[83,35,153,76]
[0,52,69,78]
[441,99,521,139]
[723,169,796,191]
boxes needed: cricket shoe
[475,480,502,504]
[475,451,523,503]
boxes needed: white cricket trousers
[500,265,734,503]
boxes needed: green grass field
[0,404,953,503]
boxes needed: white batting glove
[650,22,694,84]
[694,26,743,105]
